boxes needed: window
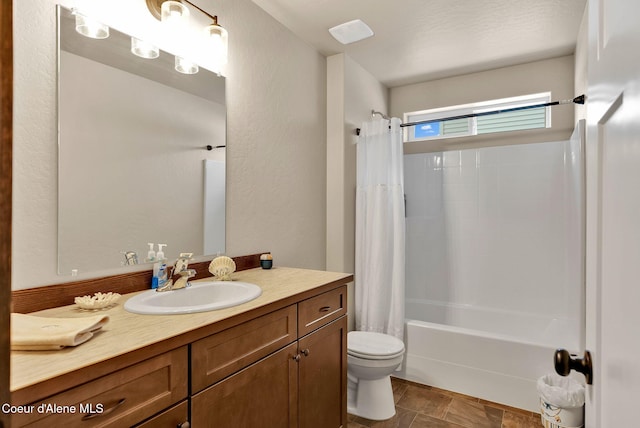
[403,92,551,143]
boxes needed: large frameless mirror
[57,6,226,275]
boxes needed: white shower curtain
[355,117,405,339]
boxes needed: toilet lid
[347,331,405,359]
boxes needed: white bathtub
[396,299,581,412]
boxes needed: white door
[582,0,640,426]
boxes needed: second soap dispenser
[145,243,156,263]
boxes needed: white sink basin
[124,280,262,315]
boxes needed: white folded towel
[11,313,109,351]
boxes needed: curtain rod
[355,95,585,136]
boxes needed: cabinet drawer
[191,305,297,392]
[12,346,188,428]
[298,286,347,337]
[134,400,188,428]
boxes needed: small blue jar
[260,259,273,269]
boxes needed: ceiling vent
[328,19,374,45]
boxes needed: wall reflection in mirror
[57,6,226,275]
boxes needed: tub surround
[401,138,584,413]
[11,266,352,422]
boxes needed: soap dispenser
[151,244,168,289]
[157,244,167,261]
[145,243,156,263]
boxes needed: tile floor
[347,378,543,428]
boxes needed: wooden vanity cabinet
[11,277,350,428]
[191,285,348,428]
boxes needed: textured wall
[12,0,327,289]
[210,0,327,272]
[13,0,58,289]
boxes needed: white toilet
[347,331,406,421]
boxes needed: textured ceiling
[252,0,587,87]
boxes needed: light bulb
[175,56,199,74]
[131,37,159,59]
[161,1,189,29]
[204,23,228,68]
[72,9,109,39]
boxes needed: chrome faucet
[156,253,196,292]
[121,250,138,266]
[171,268,197,290]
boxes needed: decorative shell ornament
[209,256,236,281]
[74,292,121,310]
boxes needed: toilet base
[347,375,396,421]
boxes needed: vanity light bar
[146,0,228,74]
[74,1,228,74]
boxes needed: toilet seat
[348,349,404,360]
[347,331,405,360]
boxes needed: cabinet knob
[292,354,301,362]
[319,306,331,312]
[178,422,190,428]
[301,349,310,357]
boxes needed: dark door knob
[554,349,593,385]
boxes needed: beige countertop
[11,267,352,393]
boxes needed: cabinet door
[191,342,298,428]
[298,316,347,428]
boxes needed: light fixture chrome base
[146,0,168,20]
